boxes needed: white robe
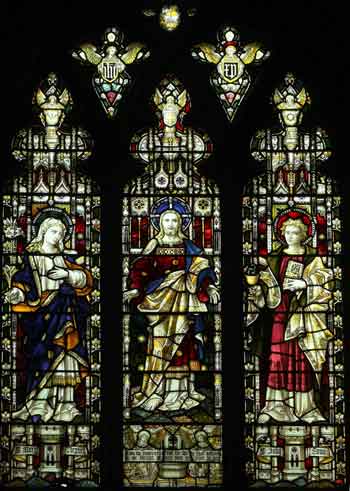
[12,254,87,423]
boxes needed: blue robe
[12,253,92,406]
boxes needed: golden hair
[280,218,308,242]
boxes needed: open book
[283,260,304,290]
[284,260,306,341]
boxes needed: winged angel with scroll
[72,26,150,118]
[192,25,270,121]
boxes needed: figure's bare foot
[140,394,163,411]
[301,408,326,423]
[191,391,206,402]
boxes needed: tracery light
[192,26,270,122]
[72,27,150,118]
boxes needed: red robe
[267,255,313,392]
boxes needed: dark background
[1,1,346,489]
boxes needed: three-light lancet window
[0,24,345,491]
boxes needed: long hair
[26,217,66,253]
[155,209,187,242]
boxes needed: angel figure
[191,25,270,121]
[72,26,150,118]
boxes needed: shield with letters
[223,62,237,81]
[101,61,118,82]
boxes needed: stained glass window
[122,75,223,486]
[243,74,345,486]
[0,3,345,489]
[0,74,101,486]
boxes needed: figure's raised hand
[247,284,263,300]
[47,266,69,280]
[123,289,139,303]
[258,257,268,268]
[4,287,24,305]
[284,278,306,291]
[207,285,220,304]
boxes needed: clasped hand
[47,266,69,280]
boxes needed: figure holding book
[246,212,334,423]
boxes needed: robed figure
[124,209,220,412]
[6,213,93,423]
[246,213,334,423]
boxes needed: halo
[32,207,74,239]
[150,197,191,231]
[137,429,151,441]
[274,208,315,245]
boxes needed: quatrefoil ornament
[72,27,150,118]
